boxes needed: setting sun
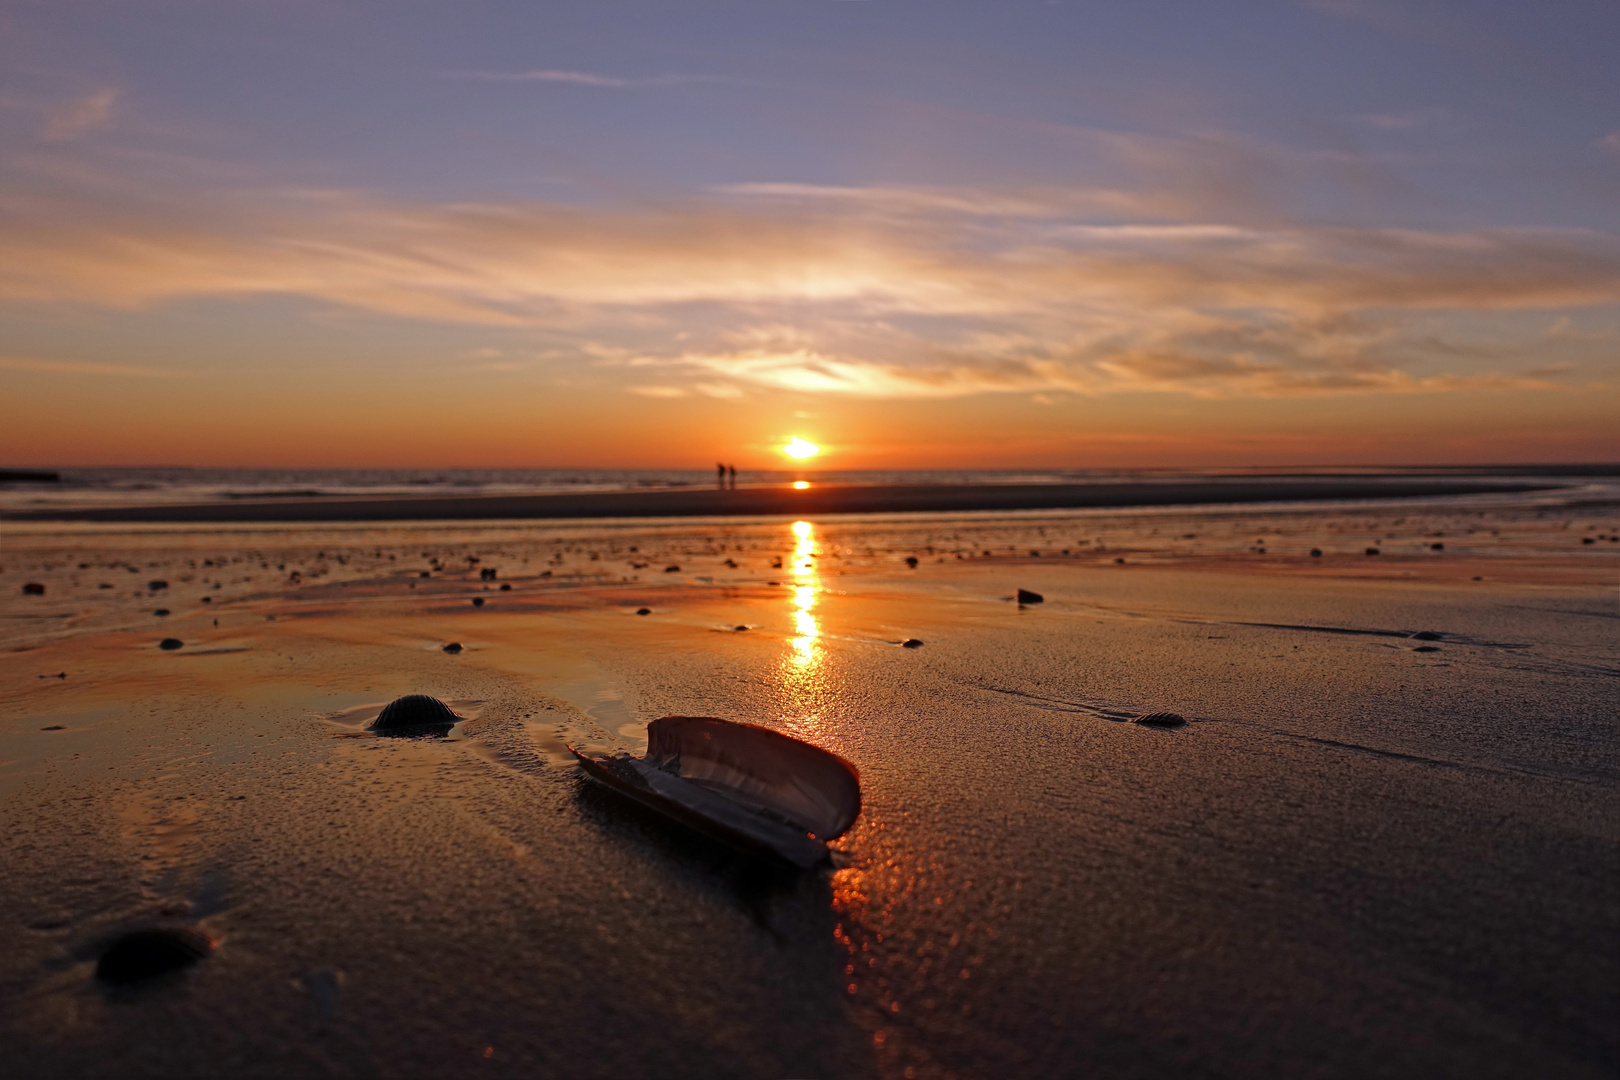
[783,439,820,460]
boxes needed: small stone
[1310,548,1323,557]
[471,597,485,607]
[442,642,463,654]
[201,596,212,603]
[1365,547,1380,556]
[148,580,168,590]
[22,582,44,595]
[159,638,183,650]
[41,724,65,730]
[1114,557,1126,564]
[664,565,681,573]
[153,608,170,617]
[1016,589,1044,605]
[499,583,511,591]
[734,625,748,632]
[901,639,924,648]
[636,608,652,615]
[1582,537,1595,545]
[904,556,919,568]
[95,928,212,984]
[1133,712,1186,727]
[1430,542,1444,550]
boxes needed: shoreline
[2,477,1567,523]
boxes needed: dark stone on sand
[22,582,44,595]
[664,565,681,573]
[734,625,749,632]
[480,567,498,579]
[1410,631,1442,641]
[1413,645,1440,653]
[201,596,211,603]
[471,597,485,607]
[1310,548,1323,557]
[1365,547,1380,556]
[159,638,183,650]
[95,927,212,984]
[904,556,919,568]
[901,639,924,648]
[148,580,168,590]
[370,694,459,732]
[499,583,511,591]
[636,607,652,615]
[153,608,170,617]
[41,724,65,730]
[1016,589,1044,605]
[1431,542,1445,550]
[442,642,463,654]
[1114,557,1126,564]
[1134,711,1187,727]
[1582,537,1595,545]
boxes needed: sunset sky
[2,1,1617,469]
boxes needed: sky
[1,0,1617,470]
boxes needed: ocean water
[1,464,1614,513]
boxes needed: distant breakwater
[3,478,1566,523]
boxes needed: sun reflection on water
[788,521,820,668]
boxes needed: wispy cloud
[1599,130,1620,156]
[1355,105,1450,130]
[44,88,118,141]
[0,354,177,378]
[446,69,717,88]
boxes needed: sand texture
[1,498,1616,1078]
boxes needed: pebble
[22,582,45,595]
[734,625,748,632]
[159,638,183,650]
[95,928,212,984]
[636,608,652,615]
[153,608,170,617]
[904,556,919,568]
[499,583,511,591]
[471,597,485,607]
[148,580,168,590]
[901,639,924,648]
[442,642,463,654]
[1310,548,1323,557]
[1016,589,1044,605]
[664,565,681,573]
[1365,547,1380,556]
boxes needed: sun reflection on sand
[788,521,821,669]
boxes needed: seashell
[23,582,45,595]
[901,639,924,648]
[441,642,463,654]
[153,608,170,617]
[1133,711,1186,727]
[471,597,485,607]
[159,638,183,650]
[95,927,213,984]
[1016,589,1044,604]
[636,608,652,615]
[572,716,861,868]
[1310,548,1323,557]
[369,694,460,734]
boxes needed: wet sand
[4,476,1564,523]
[1,499,1616,1078]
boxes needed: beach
[1,493,1616,1078]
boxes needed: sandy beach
[1,494,1616,1078]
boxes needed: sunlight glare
[783,438,820,459]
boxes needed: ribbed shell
[370,694,459,731]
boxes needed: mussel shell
[96,927,213,984]
[1016,588,1044,604]
[370,694,459,732]
[1133,711,1187,727]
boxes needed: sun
[783,438,820,460]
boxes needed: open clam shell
[572,716,861,868]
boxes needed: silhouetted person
[728,463,737,489]
[716,462,726,489]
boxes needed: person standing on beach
[728,463,737,489]
[716,462,726,489]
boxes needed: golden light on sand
[793,520,813,538]
[793,480,811,490]
[783,438,820,460]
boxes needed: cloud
[447,69,715,89]
[1600,130,1620,156]
[44,89,118,141]
[1355,105,1450,130]
[0,354,177,377]
[0,172,1615,402]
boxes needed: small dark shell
[1134,711,1187,727]
[22,582,45,595]
[1365,547,1380,556]
[901,638,924,648]
[441,642,463,654]
[148,580,169,590]
[370,694,459,731]
[1310,548,1323,557]
[664,565,681,573]
[734,625,748,632]
[1016,589,1044,604]
[636,608,652,615]
[153,608,170,617]
[499,583,511,591]
[159,638,183,651]
[96,927,213,984]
